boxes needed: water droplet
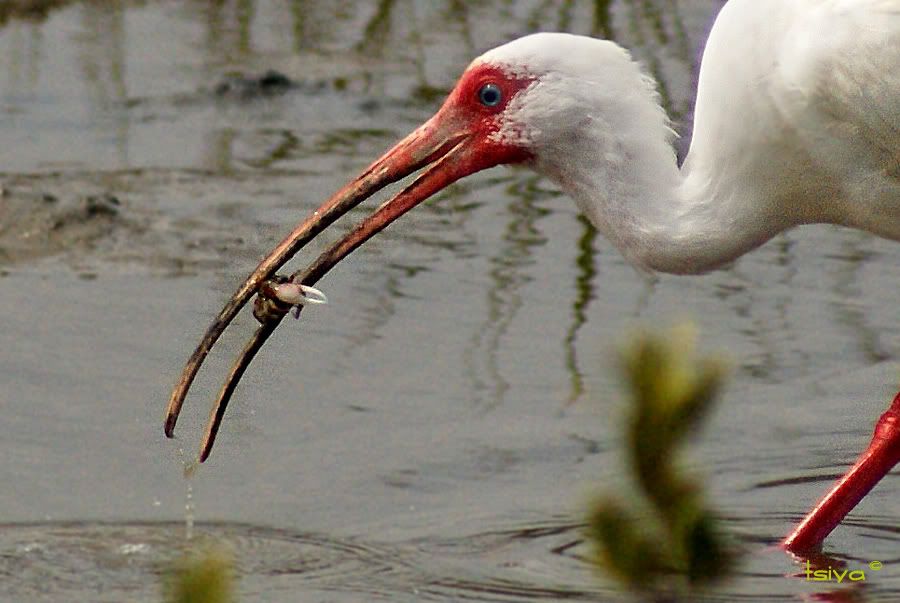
[177,446,197,541]
[184,480,195,542]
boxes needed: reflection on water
[466,174,551,408]
[0,0,725,171]
[0,1,898,602]
[563,214,598,404]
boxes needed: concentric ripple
[0,520,608,603]
[2,518,899,602]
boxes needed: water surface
[1,1,899,601]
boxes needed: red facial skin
[433,63,536,171]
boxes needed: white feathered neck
[473,27,821,274]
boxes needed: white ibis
[165,0,900,554]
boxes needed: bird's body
[167,0,900,553]
[477,0,900,274]
[691,0,900,245]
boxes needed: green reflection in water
[592,0,613,37]
[357,0,396,58]
[564,214,598,405]
[465,173,551,408]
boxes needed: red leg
[781,391,900,552]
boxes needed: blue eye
[478,83,502,107]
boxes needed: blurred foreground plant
[589,325,739,601]
[164,546,235,603]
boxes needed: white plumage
[475,0,899,274]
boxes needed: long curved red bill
[164,98,529,460]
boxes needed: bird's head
[285,31,666,259]
[400,32,658,183]
[319,32,671,252]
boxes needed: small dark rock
[357,98,381,113]
[258,70,293,92]
[214,70,296,100]
[81,194,120,218]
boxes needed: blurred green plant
[589,325,739,601]
[163,546,235,603]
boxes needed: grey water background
[1,1,898,601]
